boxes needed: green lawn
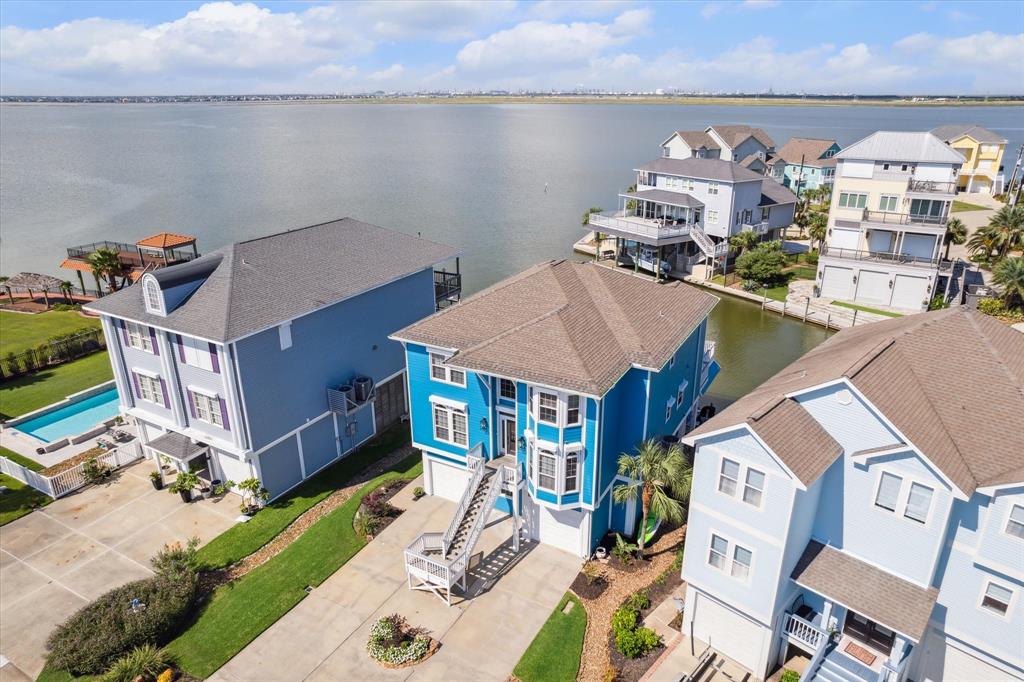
[0,352,112,418]
[0,310,100,356]
[0,472,52,525]
[165,456,422,678]
[197,425,410,569]
[513,593,587,682]
[832,301,904,318]
[0,445,44,471]
[952,200,988,212]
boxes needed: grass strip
[951,200,988,212]
[196,425,409,569]
[0,353,112,419]
[831,301,904,318]
[164,455,422,678]
[0,472,53,526]
[0,445,45,471]
[513,592,587,682]
[0,310,101,357]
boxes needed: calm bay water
[2,102,1020,403]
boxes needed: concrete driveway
[0,461,239,679]
[210,481,580,682]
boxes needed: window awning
[147,431,207,462]
[791,541,938,642]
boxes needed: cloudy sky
[1,0,1021,95]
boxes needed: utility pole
[1007,144,1023,206]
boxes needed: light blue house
[680,308,1024,682]
[391,259,718,593]
[770,138,841,197]
[86,219,459,499]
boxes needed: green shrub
[46,575,197,675]
[736,241,788,285]
[928,295,949,311]
[806,251,819,266]
[615,626,660,659]
[82,457,112,484]
[100,644,172,682]
[780,669,801,682]
[625,590,650,613]
[611,607,638,638]
[365,614,431,666]
[978,298,1006,315]
[740,279,762,293]
[151,537,199,581]
[612,533,637,564]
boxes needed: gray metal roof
[620,189,705,208]
[835,131,965,164]
[635,157,766,183]
[929,124,1007,145]
[86,218,458,342]
[759,179,798,207]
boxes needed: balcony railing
[434,270,462,308]
[862,209,948,227]
[66,243,199,268]
[784,612,827,652]
[820,244,947,269]
[906,179,957,195]
[742,221,770,235]
[589,213,696,241]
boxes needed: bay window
[537,392,558,424]
[537,449,557,491]
[566,395,580,425]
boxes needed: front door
[499,413,516,456]
[844,612,896,653]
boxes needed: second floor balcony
[861,208,948,229]
[590,189,705,245]
[821,244,950,271]
[906,178,957,195]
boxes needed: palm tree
[729,230,760,259]
[986,205,1024,260]
[612,439,692,558]
[993,257,1024,309]
[943,217,967,260]
[793,206,813,239]
[808,212,828,251]
[86,248,126,292]
[0,276,11,305]
[59,280,74,303]
[966,226,999,264]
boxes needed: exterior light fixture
[852,275,858,284]
[889,280,894,289]
[480,417,488,432]
[517,436,526,451]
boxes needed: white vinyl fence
[0,440,143,499]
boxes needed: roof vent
[836,389,853,406]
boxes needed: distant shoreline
[2,96,1021,108]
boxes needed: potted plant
[412,486,425,501]
[169,471,200,503]
[211,479,234,497]
[238,477,270,515]
[159,455,172,472]
[149,470,163,490]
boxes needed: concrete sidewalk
[210,480,580,682]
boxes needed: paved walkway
[210,480,580,682]
[0,461,239,678]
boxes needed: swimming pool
[14,387,121,443]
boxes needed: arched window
[143,276,164,315]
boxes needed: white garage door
[530,502,586,557]
[855,270,891,305]
[820,266,853,299]
[918,630,1014,682]
[691,592,767,674]
[428,457,470,502]
[831,227,860,250]
[891,274,929,311]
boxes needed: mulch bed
[356,479,407,539]
[40,446,105,476]
[571,570,610,600]
[607,560,685,682]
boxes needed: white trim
[706,528,755,585]
[132,366,160,379]
[428,349,467,387]
[851,443,910,461]
[690,500,785,548]
[976,481,1024,496]
[428,395,467,410]
[142,275,165,316]
[186,384,219,399]
[252,410,332,456]
[295,432,307,479]
[641,370,652,438]
[977,579,1015,620]
[869,466,937,528]
[227,342,255,453]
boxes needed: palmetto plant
[993,257,1024,309]
[986,205,1024,260]
[966,226,999,265]
[808,212,828,251]
[728,230,760,259]
[943,217,967,260]
[59,280,74,303]
[612,439,692,557]
[86,248,126,292]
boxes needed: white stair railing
[690,224,717,257]
[447,472,503,577]
[441,448,485,554]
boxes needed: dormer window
[143,275,165,316]
[662,146,670,158]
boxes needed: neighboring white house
[662,125,776,174]
[815,131,965,312]
[681,308,1024,682]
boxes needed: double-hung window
[718,458,740,496]
[708,181,719,196]
[874,472,902,512]
[500,378,517,400]
[743,469,766,507]
[708,534,728,571]
[838,192,867,209]
[564,451,579,493]
[731,545,753,580]
[429,352,465,386]
[677,380,687,407]
[904,482,934,524]
[537,449,557,491]
[191,391,224,427]
[665,399,673,423]
[136,373,163,406]
[878,195,899,212]
[126,322,153,352]
[432,402,468,446]
[566,395,581,425]
[981,582,1012,616]
[707,210,718,224]
[1006,504,1024,540]
[537,391,558,425]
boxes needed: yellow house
[930,124,1007,195]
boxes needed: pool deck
[1,425,135,468]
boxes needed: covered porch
[145,430,216,484]
[783,541,937,682]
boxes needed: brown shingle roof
[792,541,939,641]
[136,232,196,249]
[708,125,775,150]
[669,130,721,150]
[689,308,1024,494]
[392,261,718,396]
[774,138,839,167]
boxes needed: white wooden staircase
[690,224,729,260]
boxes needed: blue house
[390,258,718,595]
[86,219,459,499]
[769,138,841,197]
[679,308,1024,682]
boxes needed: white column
[821,599,834,631]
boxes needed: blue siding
[644,319,706,439]
[258,436,302,498]
[237,268,434,450]
[598,367,648,497]
[300,415,337,475]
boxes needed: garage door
[691,592,767,674]
[428,457,469,502]
[855,270,890,305]
[530,502,586,557]
[820,266,853,299]
[917,630,1014,682]
[831,227,860,250]
[891,274,929,311]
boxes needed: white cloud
[528,1,637,21]
[742,0,781,8]
[701,3,725,19]
[352,1,516,41]
[367,63,405,82]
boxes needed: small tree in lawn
[612,439,691,558]
[736,240,788,286]
[728,230,760,260]
[238,477,270,514]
